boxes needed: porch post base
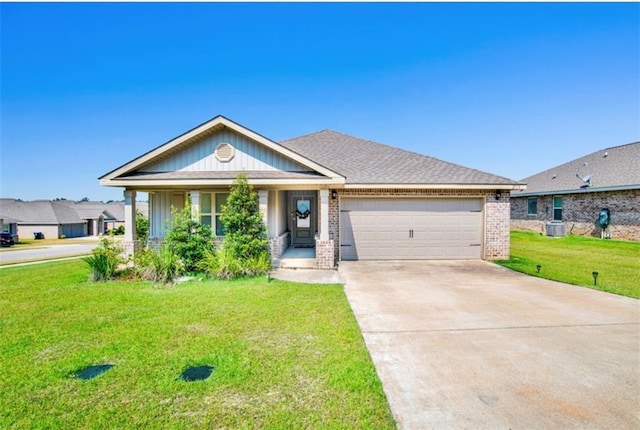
[269,232,290,261]
[315,239,335,269]
[121,240,142,258]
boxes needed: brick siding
[330,189,511,262]
[315,239,335,269]
[269,231,289,260]
[511,189,640,241]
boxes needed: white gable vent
[215,142,235,162]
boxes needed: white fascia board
[343,183,527,190]
[100,116,225,180]
[101,177,345,188]
[101,116,344,182]
[512,184,639,197]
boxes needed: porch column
[190,190,200,221]
[258,190,269,234]
[124,190,137,242]
[319,189,329,240]
[123,190,138,256]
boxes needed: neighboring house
[511,142,640,241]
[0,199,145,239]
[0,199,87,239]
[99,115,525,268]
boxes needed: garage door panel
[341,198,483,260]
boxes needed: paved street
[0,243,98,265]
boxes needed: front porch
[273,247,316,269]
[121,188,337,269]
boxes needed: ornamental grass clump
[84,235,124,281]
[134,245,183,284]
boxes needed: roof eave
[343,183,527,190]
[512,184,640,197]
[100,177,346,188]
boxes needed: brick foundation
[269,232,289,261]
[121,240,142,258]
[315,239,335,269]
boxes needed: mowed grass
[496,231,640,298]
[0,260,395,429]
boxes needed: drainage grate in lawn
[70,364,114,380]
[179,365,215,382]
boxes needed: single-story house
[0,199,144,239]
[0,199,87,239]
[99,115,525,268]
[511,141,640,240]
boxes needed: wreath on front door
[295,200,311,219]
[295,208,311,219]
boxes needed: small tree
[220,173,269,260]
[165,201,214,274]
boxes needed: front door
[289,192,316,247]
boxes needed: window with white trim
[200,192,229,236]
[553,196,563,221]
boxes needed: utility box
[546,223,566,237]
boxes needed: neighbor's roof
[0,199,140,224]
[513,141,640,197]
[0,199,84,225]
[280,130,522,187]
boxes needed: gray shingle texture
[514,142,640,195]
[280,130,518,185]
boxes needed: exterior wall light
[495,190,502,200]
[331,190,338,200]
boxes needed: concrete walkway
[339,260,639,430]
[269,268,342,284]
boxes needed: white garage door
[340,198,483,260]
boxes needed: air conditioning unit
[546,223,566,237]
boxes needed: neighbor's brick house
[511,142,640,241]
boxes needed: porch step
[276,257,316,269]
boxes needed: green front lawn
[0,260,395,429]
[496,231,640,298]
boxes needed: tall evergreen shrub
[219,173,269,260]
[165,202,214,273]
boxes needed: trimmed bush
[165,202,214,274]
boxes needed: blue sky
[1,2,638,202]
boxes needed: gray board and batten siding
[141,128,311,174]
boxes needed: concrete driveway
[339,260,639,430]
